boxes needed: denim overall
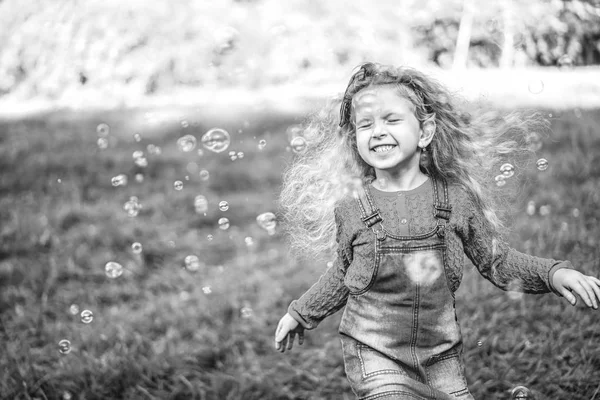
[339,178,474,400]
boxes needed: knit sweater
[288,179,573,330]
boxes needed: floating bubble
[174,181,184,191]
[228,151,236,157]
[111,174,128,187]
[132,242,143,254]
[572,208,580,218]
[69,304,80,315]
[574,108,582,118]
[218,217,230,230]
[167,240,176,248]
[135,173,144,183]
[237,152,244,159]
[199,170,210,181]
[186,162,199,174]
[62,391,73,400]
[494,175,506,187]
[194,195,208,214]
[58,339,72,355]
[123,196,142,217]
[526,201,536,216]
[219,201,229,211]
[147,144,161,155]
[240,306,253,318]
[177,135,197,152]
[557,54,574,68]
[197,148,204,156]
[181,120,190,128]
[525,132,543,152]
[258,139,267,150]
[80,309,94,324]
[500,163,515,178]
[229,151,238,161]
[511,386,531,399]
[185,175,189,181]
[134,157,148,168]
[256,212,277,234]
[184,255,202,271]
[207,234,213,241]
[528,79,544,94]
[201,128,231,153]
[486,18,499,32]
[291,137,307,153]
[326,261,334,268]
[96,123,110,137]
[202,286,212,294]
[536,158,548,171]
[133,150,144,159]
[105,261,123,278]
[507,279,524,300]
[477,340,483,347]
[97,138,108,149]
[133,133,142,142]
[539,205,551,216]
[245,236,254,246]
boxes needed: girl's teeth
[374,145,394,153]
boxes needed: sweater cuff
[287,300,317,330]
[547,260,574,296]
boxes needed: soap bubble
[177,135,197,152]
[133,133,142,142]
[536,158,548,171]
[194,195,208,214]
[494,175,506,187]
[229,150,238,161]
[135,173,144,183]
[202,286,212,294]
[133,150,144,159]
[572,208,580,218]
[111,174,128,187]
[96,123,110,137]
[557,55,574,68]
[511,386,531,399]
[237,151,244,159]
[123,196,142,217]
[132,242,143,254]
[486,18,498,32]
[528,79,544,94]
[80,309,94,324]
[199,170,210,181]
[105,261,123,278]
[539,205,551,216]
[181,120,190,128]
[69,304,80,315]
[174,181,184,191]
[201,128,230,153]
[477,340,483,347]
[147,144,161,155]
[58,339,72,354]
[97,138,108,149]
[525,132,542,152]
[245,236,254,246]
[240,306,253,318]
[507,279,524,300]
[256,212,277,234]
[218,217,230,230]
[500,163,515,178]
[62,391,73,400]
[219,201,229,211]
[186,162,199,174]
[258,139,267,150]
[526,201,536,216]
[184,255,202,272]
[207,234,213,241]
[134,157,148,168]
[291,137,307,153]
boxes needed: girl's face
[353,85,429,176]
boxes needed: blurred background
[1,0,600,399]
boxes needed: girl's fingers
[576,280,597,308]
[298,332,304,345]
[588,276,600,309]
[561,288,577,305]
[287,332,296,350]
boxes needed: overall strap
[353,182,387,240]
[431,177,452,237]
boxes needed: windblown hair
[279,62,549,261]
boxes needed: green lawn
[1,106,599,400]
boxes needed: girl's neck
[372,170,429,192]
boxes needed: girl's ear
[419,118,436,148]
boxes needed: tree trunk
[453,0,475,69]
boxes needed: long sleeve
[287,207,352,330]
[455,192,573,296]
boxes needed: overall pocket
[424,348,469,396]
[343,236,379,295]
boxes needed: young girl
[274,62,600,400]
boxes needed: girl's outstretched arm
[551,268,600,309]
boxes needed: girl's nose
[372,123,387,138]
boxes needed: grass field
[1,105,599,400]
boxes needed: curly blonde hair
[279,62,548,261]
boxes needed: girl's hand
[275,313,305,353]
[552,269,600,309]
